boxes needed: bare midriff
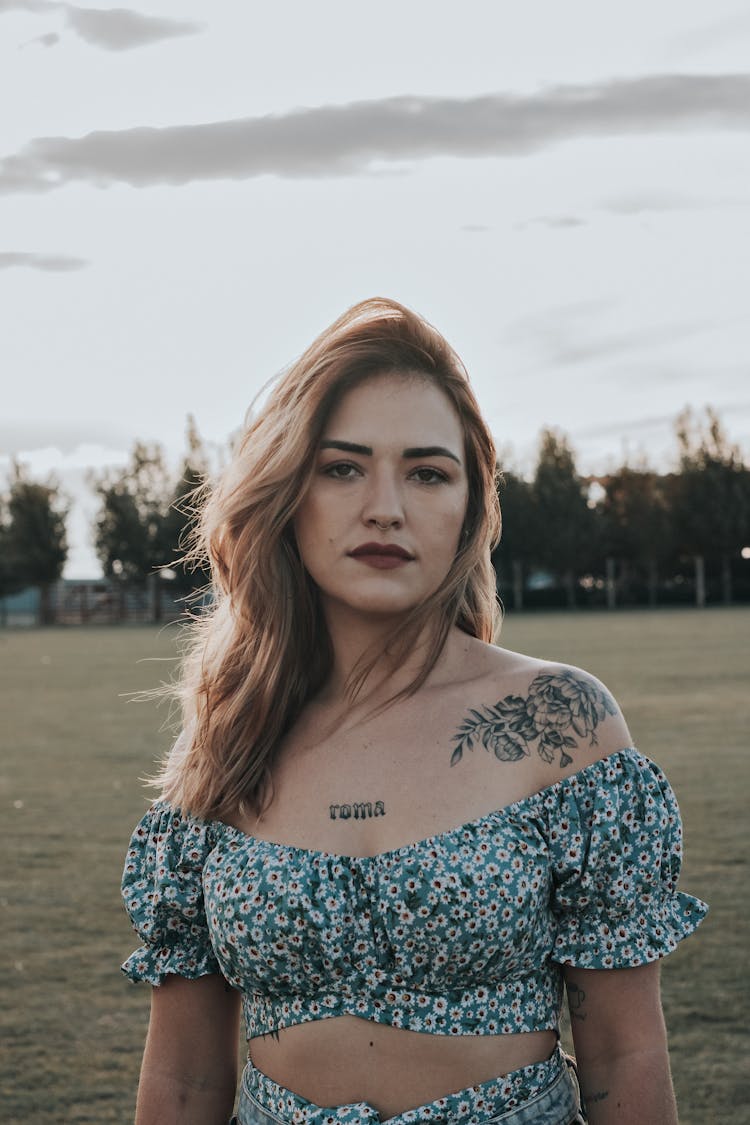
[248,1017,557,1120]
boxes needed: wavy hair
[156,297,502,820]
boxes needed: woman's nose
[362,471,404,529]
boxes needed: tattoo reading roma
[329,801,386,820]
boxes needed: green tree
[0,493,23,622]
[5,463,69,624]
[90,442,172,619]
[671,407,749,605]
[493,468,535,610]
[531,429,595,607]
[160,415,212,596]
[596,466,672,606]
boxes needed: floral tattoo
[450,670,617,769]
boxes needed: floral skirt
[230,1044,585,1124]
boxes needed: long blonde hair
[157,297,502,820]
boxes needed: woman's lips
[348,543,414,569]
[350,554,412,569]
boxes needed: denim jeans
[230,1045,585,1124]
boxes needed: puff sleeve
[120,799,222,984]
[548,749,708,968]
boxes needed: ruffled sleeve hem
[120,798,220,984]
[552,888,709,968]
[547,748,708,969]
[121,942,221,985]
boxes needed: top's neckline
[210,746,643,863]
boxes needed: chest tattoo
[329,800,386,821]
[450,669,617,769]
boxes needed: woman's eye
[323,461,361,480]
[411,467,448,484]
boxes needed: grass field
[1,609,747,1124]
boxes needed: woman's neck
[318,605,439,707]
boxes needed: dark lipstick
[348,542,414,568]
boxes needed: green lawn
[1,609,747,1123]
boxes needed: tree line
[496,408,749,609]
[1,407,748,623]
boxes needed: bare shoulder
[445,637,633,786]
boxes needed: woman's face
[294,371,469,624]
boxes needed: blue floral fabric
[121,748,707,1039]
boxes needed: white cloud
[517,215,586,230]
[1,0,203,51]
[62,5,204,51]
[0,442,129,476]
[1,73,749,194]
[22,29,59,47]
[0,250,88,270]
[0,421,131,455]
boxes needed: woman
[122,297,707,1125]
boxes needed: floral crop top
[121,748,707,1040]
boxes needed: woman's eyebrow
[320,440,372,455]
[403,445,461,465]
[320,440,461,465]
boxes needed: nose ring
[374,520,391,531]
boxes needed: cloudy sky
[2,0,749,577]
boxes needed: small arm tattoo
[329,800,385,820]
[450,670,617,769]
[583,1089,609,1105]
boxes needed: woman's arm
[134,973,242,1125]
[565,962,679,1125]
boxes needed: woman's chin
[325,593,419,623]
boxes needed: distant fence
[3,558,749,626]
[0,578,205,627]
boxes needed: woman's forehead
[322,372,463,445]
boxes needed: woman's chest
[202,813,553,988]
[235,706,546,859]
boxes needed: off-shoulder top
[121,747,707,1039]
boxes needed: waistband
[237,1043,582,1124]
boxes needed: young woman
[121,298,707,1125]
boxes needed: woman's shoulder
[123,796,219,865]
[444,636,634,790]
